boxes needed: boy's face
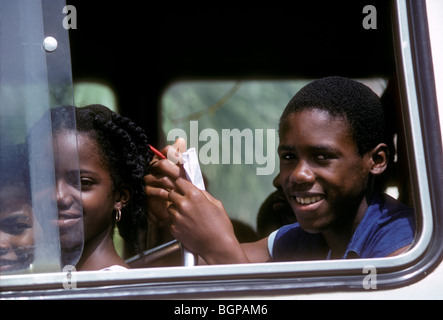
[278,109,372,234]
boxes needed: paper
[182,147,206,191]
[181,147,205,266]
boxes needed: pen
[149,144,166,159]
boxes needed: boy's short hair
[279,76,385,156]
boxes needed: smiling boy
[269,77,415,261]
[147,76,415,264]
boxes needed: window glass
[161,79,387,233]
[0,0,83,274]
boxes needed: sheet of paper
[182,147,205,191]
[181,147,205,266]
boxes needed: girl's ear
[115,184,132,209]
[368,143,388,176]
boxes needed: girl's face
[76,133,118,242]
[53,131,117,245]
[278,109,373,234]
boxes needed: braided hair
[74,104,152,250]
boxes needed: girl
[46,104,151,270]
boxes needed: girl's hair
[49,104,152,250]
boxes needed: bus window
[160,79,388,238]
[0,0,83,274]
[2,0,443,300]
[74,81,118,113]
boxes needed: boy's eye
[314,153,336,161]
[280,153,296,160]
[315,154,328,160]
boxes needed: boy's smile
[278,109,372,234]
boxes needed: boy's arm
[199,238,271,265]
[386,245,410,257]
[147,158,271,264]
[241,238,272,263]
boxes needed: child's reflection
[0,144,36,273]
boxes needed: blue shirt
[269,193,415,261]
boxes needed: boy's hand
[167,177,249,264]
[144,138,248,264]
[144,139,187,226]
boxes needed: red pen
[149,145,167,159]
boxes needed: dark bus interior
[66,1,405,265]
[67,1,394,144]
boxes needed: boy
[146,76,415,264]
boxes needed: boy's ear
[368,143,388,176]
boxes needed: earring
[115,207,122,222]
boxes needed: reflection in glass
[0,0,83,273]
[0,144,35,273]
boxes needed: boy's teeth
[296,196,323,204]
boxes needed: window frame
[1,0,443,299]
